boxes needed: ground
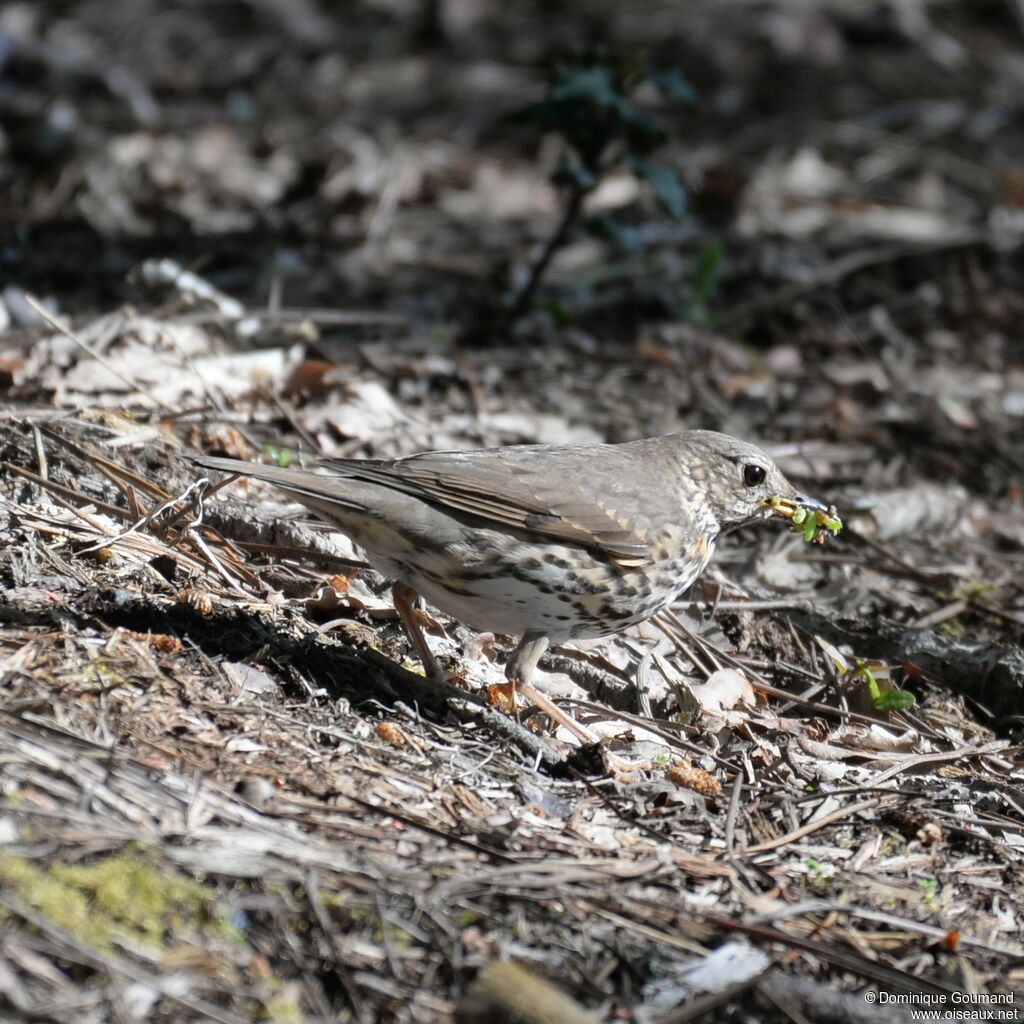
[1,1,1023,1021]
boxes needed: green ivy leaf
[628,157,686,219]
[552,161,598,192]
[648,67,698,105]
[587,215,646,252]
[620,112,667,155]
[549,64,622,108]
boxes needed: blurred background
[1,0,1022,488]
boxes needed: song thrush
[191,431,828,743]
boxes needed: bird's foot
[491,679,650,780]
[492,679,598,746]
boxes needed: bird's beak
[792,491,830,513]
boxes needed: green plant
[510,52,694,319]
[263,445,293,468]
[916,878,940,910]
[815,637,916,713]
[685,241,726,327]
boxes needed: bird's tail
[188,454,366,516]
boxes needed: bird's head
[681,430,829,534]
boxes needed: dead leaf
[691,669,757,714]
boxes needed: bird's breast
[359,522,718,642]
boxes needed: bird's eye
[743,464,767,487]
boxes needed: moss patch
[0,850,218,953]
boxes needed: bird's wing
[319,445,655,567]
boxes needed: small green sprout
[262,445,293,468]
[815,636,916,712]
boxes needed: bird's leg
[506,632,601,747]
[391,582,445,682]
[507,633,652,778]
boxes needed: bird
[190,431,829,746]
